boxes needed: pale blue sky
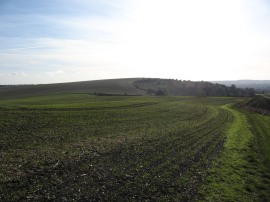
[1,0,270,84]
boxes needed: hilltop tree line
[134,78,255,97]
[213,80,270,93]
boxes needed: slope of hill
[239,95,270,115]
[0,78,255,99]
[0,78,145,99]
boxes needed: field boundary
[199,104,269,201]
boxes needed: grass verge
[199,104,270,201]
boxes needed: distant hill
[0,78,145,99]
[0,78,255,99]
[212,80,270,93]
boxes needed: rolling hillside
[0,78,255,99]
[0,78,145,99]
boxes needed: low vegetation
[0,93,269,201]
[239,95,270,115]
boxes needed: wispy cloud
[0,0,133,84]
[1,0,270,84]
[0,72,27,76]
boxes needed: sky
[0,0,270,84]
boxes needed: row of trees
[134,79,255,97]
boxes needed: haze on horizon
[1,0,270,84]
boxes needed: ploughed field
[0,95,269,201]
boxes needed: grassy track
[200,105,270,201]
[0,95,269,201]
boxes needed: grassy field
[0,95,269,201]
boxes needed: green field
[0,94,270,201]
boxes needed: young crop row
[0,96,236,201]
